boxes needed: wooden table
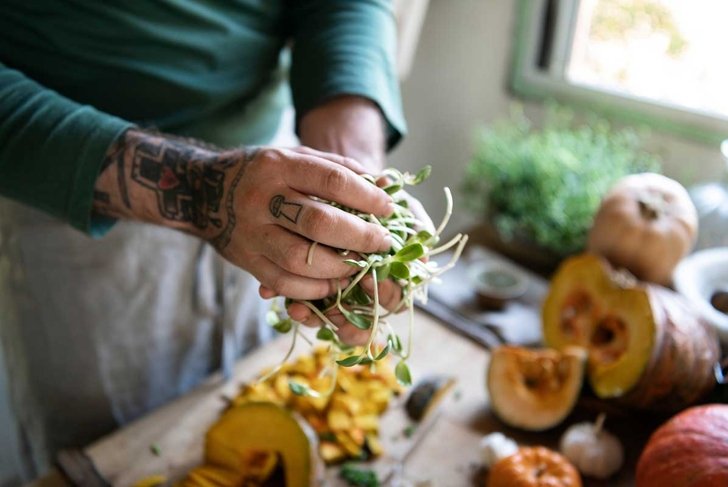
[32,304,657,487]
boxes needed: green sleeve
[287,0,407,150]
[0,63,133,236]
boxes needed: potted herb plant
[462,104,660,273]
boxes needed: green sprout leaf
[374,343,391,361]
[375,264,390,281]
[389,261,410,280]
[272,318,292,334]
[395,361,412,386]
[341,309,372,330]
[288,381,308,396]
[316,327,335,341]
[394,243,425,262]
[336,355,362,367]
[412,165,432,185]
[383,183,403,195]
[348,285,372,305]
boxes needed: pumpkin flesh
[188,402,322,487]
[487,346,586,431]
[543,254,719,411]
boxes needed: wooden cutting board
[82,310,491,486]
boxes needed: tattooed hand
[93,129,394,303]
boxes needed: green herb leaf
[383,183,403,195]
[411,275,423,285]
[395,361,412,386]
[272,318,292,334]
[388,334,403,352]
[375,343,391,361]
[149,443,161,456]
[412,165,432,185]
[336,355,362,367]
[414,230,435,245]
[403,425,417,438]
[288,381,308,396]
[375,264,390,281]
[340,463,380,487]
[389,261,410,280]
[394,243,425,262]
[316,327,335,341]
[341,309,372,330]
[343,259,368,268]
[348,285,372,305]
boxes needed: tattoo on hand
[210,150,256,251]
[269,195,303,223]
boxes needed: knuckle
[281,241,309,272]
[323,168,349,194]
[255,148,284,169]
[301,207,332,237]
[270,276,290,297]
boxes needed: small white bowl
[673,247,728,344]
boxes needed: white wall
[390,0,726,233]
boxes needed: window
[511,0,728,144]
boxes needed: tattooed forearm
[130,140,226,229]
[93,129,250,245]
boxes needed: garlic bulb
[480,432,519,468]
[559,414,624,479]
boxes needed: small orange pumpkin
[487,446,582,487]
[587,172,698,286]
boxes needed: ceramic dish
[468,259,529,310]
[673,247,728,344]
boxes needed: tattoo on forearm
[269,195,303,223]
[131,140,227,229]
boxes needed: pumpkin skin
[488,446,582,487]
[636,404,728,487]
[543,253,718,412]
[587,172,698,286]
[487,346,587,431]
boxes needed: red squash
[636,404,728,487]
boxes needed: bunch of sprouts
[264,166,468,396]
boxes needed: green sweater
[0,0,406,236]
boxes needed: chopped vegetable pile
[230,347,402,464]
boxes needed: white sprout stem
[428,233,464,257]
[341,263,374,298]
[431,235,469,277]
[297,300,339,331]
[255,321,300,384]
[594,413,606,435]
[435,187,454,237]
[400,292,415,360]
[306,241,318,266]
[364,267,381,360]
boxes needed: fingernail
[385,199,396,215]
[380,233,392,251]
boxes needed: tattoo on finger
[269,195,303,224]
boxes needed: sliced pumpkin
[487,346,587,431]
[543,253,718,411]
[203,402,323,487]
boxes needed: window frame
[510,0,728,146]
